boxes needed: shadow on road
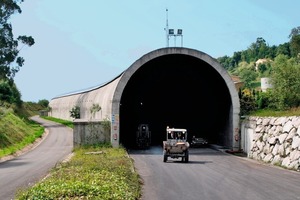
[127,145,230,157]
[164,160,213,164]
[0,158,29,168]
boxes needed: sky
[10,0,300,102]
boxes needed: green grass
[249,107,300,117]
[42,116,74,128]
[15,145,142,200]
[0,112,44,158]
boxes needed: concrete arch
[111,47,240,149]
[49,47,240,150]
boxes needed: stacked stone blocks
[247,116,300,170]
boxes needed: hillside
[0,102,46,159]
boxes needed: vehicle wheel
[163,150,167,162]
[185,150,189,163]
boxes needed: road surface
[129,146,300,200]
[1,118,300,200]
[0,116,73,200]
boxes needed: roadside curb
[209,144,230,153]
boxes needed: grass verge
[42,116,74,129]
[15,144,142,200]
[249,107,300,117]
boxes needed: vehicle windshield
[167,130,186,140]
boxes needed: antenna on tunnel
[165,8,169,47]
[164,8,183,47]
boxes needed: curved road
[0,116,73,200]
[129,146,300,200]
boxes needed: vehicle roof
[167,128,187,132]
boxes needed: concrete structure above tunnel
[49,47,240,150]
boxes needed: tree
[289,35,300,58]
[239,88,257,116]
[0,77,21,105]
[269,54,300,110]
[38,99,49,107]
[232,51,242,68]
[276,43,291,57]
[239,68,258,88]
[0,0,34,103]
[289,26,300,58]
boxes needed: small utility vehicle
[163,126,189,162]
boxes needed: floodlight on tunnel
[177,29,182,35]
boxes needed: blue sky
[10,0,300,102]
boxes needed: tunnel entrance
[119,54,231,149]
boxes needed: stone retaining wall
[243,116,300,170]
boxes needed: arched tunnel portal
[113,48,240,149]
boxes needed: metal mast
[165,8,169,47]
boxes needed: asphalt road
[1,117,300,200]
[129,146,300,200]
[0,116,73,200]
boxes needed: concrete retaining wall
[241,116,300,170]
[73,119,111,146]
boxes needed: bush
[70,105,80,119]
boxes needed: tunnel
[115,50,236,149]
[49,47,240,150]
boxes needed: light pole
[164,9,183,47]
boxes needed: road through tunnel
[119,54,232,149]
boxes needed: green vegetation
[0,111,44,158]
[1,105,141,200]
[15,100,49,118]
[0,0,35,105]
[0,101,45,158]
[15,145,141,200]
[70,105,81,119]
[249,107,300,117]
[218,30,300,115]
[42,116,74,129]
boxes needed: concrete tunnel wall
[49,75,122,121]
[49,47,240,150]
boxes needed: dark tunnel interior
[120,54,232,149]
